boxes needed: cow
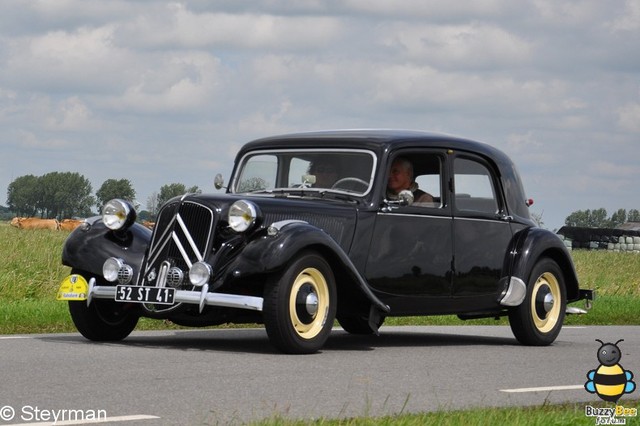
[10,217,24,228]
[59,219,84,231]
[11,217,60,230]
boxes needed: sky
[0,0,638,231]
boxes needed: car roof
[238,129,512,166]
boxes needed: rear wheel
[68,272,139,341]
[508,258,566,346]
[263,252,336,354]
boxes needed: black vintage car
[57,130,593,354]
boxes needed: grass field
[0,222,638,333]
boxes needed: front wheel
[68,273,139,341]
[508,258,566,346]
[263,252,337,354]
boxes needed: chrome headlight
[189,261,212,287]
[103,199,136,231]
[228,200,259,232]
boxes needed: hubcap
[530,272,561,333]
[289,267,329,340]
[543,292,555,313]
[305,292,319,316]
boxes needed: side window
[454,157,498,214]
[388,153,443,208]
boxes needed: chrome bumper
[86,278,263,312]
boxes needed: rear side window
[454,158,498,214]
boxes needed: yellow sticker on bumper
[56,274,89,301]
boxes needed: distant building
[617,221,640,232]
[557,224,640,252]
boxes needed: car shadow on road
[37,326,517,354]
[326,328,516,351]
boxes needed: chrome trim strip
[146,215,177,271]
[377,213,453,220]
[269,219,307,231]
[156,261,170,288]
[233,148,377,197]
[88,285,264,311]
[500,277,526,306]
[176,213,205,261]
[171,231,193,269]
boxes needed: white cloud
[607,0,640,32]
[118,3,346,50]
[380,23,532,69]
[44,96,98,131]
[5,25,135,92]
[106,51,222,113]
[617,103,640,132]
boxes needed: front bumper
[67,276,263,313]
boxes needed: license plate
[115,285,175,305]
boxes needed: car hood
[179,192,360,250]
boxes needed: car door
[451,154,513,298]
[364,150,454,314]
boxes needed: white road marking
[0,336,30,339]
[500,385,584,393]
[7,414,159,425]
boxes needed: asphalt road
[1,325,638,425]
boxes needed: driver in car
[387,157,433,203]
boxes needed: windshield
[232,149,376,195]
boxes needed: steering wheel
[331,177,369,192]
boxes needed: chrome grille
[138,201,215,287]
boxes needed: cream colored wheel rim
[288,267,330,340]
[530,272,561,333]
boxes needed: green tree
[40,172,94,218]
[155,183,201,214]
[609,209,627,228]
[564,208,640,228]
[588,208,608,228]
[6,175,40,216]
[96,179,136,212]
[565,210,590,227]
[7,172,93,218]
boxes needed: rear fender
[505,227,580,301]
[62,217,151,279]
[223,221,390,314]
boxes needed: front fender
[62,217,151,278]
[223,222,390,313]
[507,227,580,301]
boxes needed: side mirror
[214,174,225,190]
[397,190,414,206]
[301,174,316,188]
[381,190,414,212]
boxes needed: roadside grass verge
[251,399,640,426]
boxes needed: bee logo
[585,339,636,402]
